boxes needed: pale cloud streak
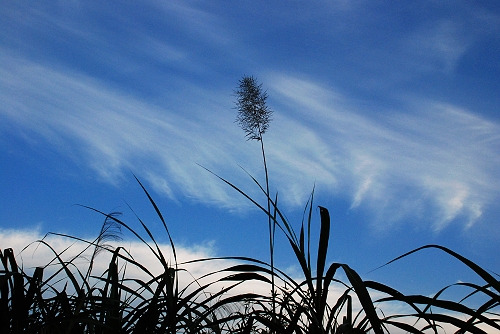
[266,74,500,230]
[404,19,470,73]
[2,0,500,234]
[0,51,258,208]
[2,55,500,231]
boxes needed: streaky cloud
[266,74,500,231]
[0,52,260,209]
[1,54,499,232]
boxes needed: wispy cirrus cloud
[401,19,473,74]
[266,74,500,231]
[2,0,500,234]
[2,54,499,232]
[0,51,259,209]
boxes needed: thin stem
[260,132,276,329]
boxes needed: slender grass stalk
[234,75,277,327]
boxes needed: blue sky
[1,1,500,297]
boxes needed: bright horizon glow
[1,1,499,301]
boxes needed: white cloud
[1,55,500,232]
[0,51,254,207]
[405,19,470,73]
[0,228,416,330]
[154,1,233,46]
[0,227,257,295]
[266,74,500,230]
[0,228,360,319]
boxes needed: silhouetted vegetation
[1,77,498,333]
